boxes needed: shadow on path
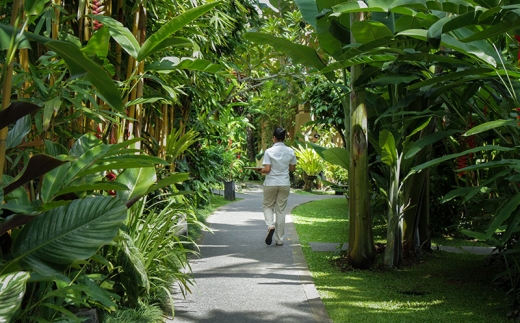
[168,188,344,323]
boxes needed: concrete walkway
[169,185,344,323]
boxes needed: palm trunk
[347,10,375,269]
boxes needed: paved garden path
[168,185,495,323]
[169,185,344,323]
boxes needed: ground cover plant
[291,198,511,323]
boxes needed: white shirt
[263,142,297,186]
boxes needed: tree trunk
[347,10,375,270]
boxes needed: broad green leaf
[379,129,397,166]
[45,40,124,111]
[397,29,497,66]
[41,162,72,203]
[500,206,520,245]
[372,75,420,86]
[460,229,489,241]
[438,11,481,36]
[316,13,345,58]
[294,0,319,30]
[322,147,349,170]
[0,271,30,322]
[426,0,473,14]
[462,21,519,43]
[64,144,111,184]
[427,16,451,47]
[42,97,61,132]
[55,182,129,197]
[10,197,127,276]
[76,159,167,178]
[351,21,394,43]
[243,32,335,81]
[332,0,387,14]
[80,275,118,309]
[486,193,520,240]
[69,133,103,157]
[405,130,460,159]
[0,23,48,49]
[457,159,520,172]
[464,119,517,136]
[24,0,50,16]
[440,34,497,66]
[145,57,223,74]
[390,0,427,11]
[144,37,194,58]
[322,54,396,73]
[144,173,190,196]
[413,145,514,172]
[6,115,30,149]
[138,2,221,61]
[91,16,140,58]
[119,232,149,291]
[116,167,157,201]
[441,186,482,203]
[82,26,110,59]
[395,15,424,32]
[407,68,493,91]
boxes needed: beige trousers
[263,185,290,244]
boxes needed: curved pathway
[170,185,344,323]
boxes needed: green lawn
[291,198,511,323]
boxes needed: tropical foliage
[4,0,520,320]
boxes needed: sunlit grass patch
[292,198,510,323]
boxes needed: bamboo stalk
[0,0,23,180]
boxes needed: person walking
[258,127,297,246]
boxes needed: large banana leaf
[243,32,335,81]
[294,0,319,30]
[7,197,127,276]
[412,145,514,172]
[137,1,221,61]
[351,21,394,43]
[322,147,349,170]
[0,271,30,322]
[398,29,497,66]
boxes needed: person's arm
[260,164,271,175]
[289,164,296,172]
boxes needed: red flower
[105,171,117,181]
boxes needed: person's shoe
[276,242,283,246]
[265,227,275,245]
